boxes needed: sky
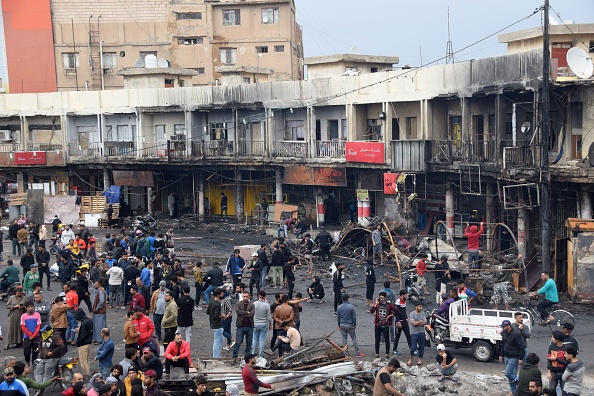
[295,0,594,67]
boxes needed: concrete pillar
[517,208,526,257]
[147,187,154,216]
[495,94,506,167]
[307,106,316,158]
[265,108,274,158]
[581,189,592,219]
[317,187,325,227]
[485,183,495,251]
[184,109,192,157]
[275,169,283,204]
[358,199,371,226]
[235,169,244,223]
[103,168,110,190]
[198,171,205,221]
[135,110,143,158]
[446,183,455,237]
[461,97,471,156]
[346,104,357,142]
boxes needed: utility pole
[541,0,551,273]
[445,7,454,64]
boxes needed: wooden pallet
[80,196,107,214]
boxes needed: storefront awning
[113,170,154,187]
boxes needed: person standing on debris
[220,192,228,221]
[242,353,273,395]
[337,294,364,357]
[464,221,484,276]
[407,302,426,366]
[365,258,376,307]
[302,234,314,275]
[307,277,325,303]
[436,344,459,382]
[314,226,333,262]
[332,264,345,315]
[371,291,398,360]
[373,357,406,396]
[492,254,521,310]
[393,290,412,356]
[499,319,527,396]
[269,245,284,289]
[167,193,175,219]
[207,288,225,358]
[225,249,245,291]
[371,225,383,265]
[416,254,430,295]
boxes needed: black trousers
[38,265,51,289]
[375,326,390,355]
[287,279,294,300]
[78,292,93,312]
[165,357,189,374]
[366,282,375,300]
[308,292,325,300]
[320,244,331,261]
[537,299,556,322]
[249,274,261,298]
[394,320,412,352]
[194,283,203,306]
[333,286,342,313]
[163,327,177,348]
[23,337,39,364]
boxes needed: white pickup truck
[425,299,533,362]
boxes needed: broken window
[177,37,203,45]
[274,45,285,53]
[261,8,279,24]
[194,67,205,74]
[102,53,117,69]
[223,9,240,26]
[256,46,268,54]
[62,53,80,68]
[165,79,174,88]
[242,77,250,84]
[176,12,202,20]
[219,48,237,64]
[286,120,305,141]
[211,123,227,141]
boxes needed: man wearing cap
[150,281,167,340]
[164,333,190,376]
[499,319,527,396]
[142,370,162,396]
[242,353,272,396]
[337,294,364,358]
[35,326,66,386]
[373,358,405,396]
[22,265,39,295]
[435,344,458,382]
[0,367,29,396]
[138,348,162,381]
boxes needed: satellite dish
[566,47,594,79]
[157,58,169,68]
[350,46,363,55]
[520,121,531,134]
[135,59,145,68]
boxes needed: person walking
[75,308,93,380]
[252,290,272,358]
[92,281,108,345]
[407,302,427,366]
[435,344,459,382]
[150,281,167,341]
[242,353,273,395]
[177,286,194,345]
[393,290,412,356]
[371,225,383,265]
[232,291,254,363]
[464,221,484,276]
[219,192,228,220]
[8,220,20,257]
[365,258,375,307]
[106,263,124,309]
[247,253,262,299]
[161,291,178,349]
[332,264,345,316]
[221,289,235,351]
[337,294,363,357]
[499,319,527,396]
[207,288,224,358]
[371,291,398,360]
[225,249,245,291]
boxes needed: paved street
[1,225,592,394]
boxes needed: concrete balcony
[391,140,428,172]
[0,143,22,152]
[236,141,265,157]
[314,140,345,159]
[273,141,308,158]
[27,144,64,152]
[427,139,498,164]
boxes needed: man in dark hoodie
[75,309,93,379]
[517,353,541,396]
[499,319,527,396]
[365,258,376,307]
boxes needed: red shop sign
[14,152,47,165]
[345,141,385,163]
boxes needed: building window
[165,79,174,88]
[140,51,157,59]
[102,53,117,68]
[220,48,237,64]
[155,125,166,140]
[194,67,205,74]
[261,8,279,24]
[406,117,417,139]
[370,67,379,73]
[223,9,240,26]
[211,123,227,141]
[287,120,305,141]
[177,37,203,45]
[341,119,347,139]
[256,46,268,54]
[242,77,250,84]
[176,12,202,20]
[274,45,285,53]
[62,53,80,68]
[589,41,594,53]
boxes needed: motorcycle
[425,309,450,346]
[34,356,78,391]
[0,280,22,300]
[133,214,157,233]
[404,269,424,303]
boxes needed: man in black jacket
[176,286,194,346]
[314,226,333,262]
[75,309,93,379]
[9,219,20,256]
[365,258,376,307]
[202,262,224,305]
[247,252,262,298]
[20,248,35,276]
[332,264,345,315]
[257,244,269,288]
[499,319,527,396]
[36,245,52,291]
[123,261,140,305]
[269,246,284,289]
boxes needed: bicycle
[517,297,574,331]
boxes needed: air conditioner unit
[0,130,11,142]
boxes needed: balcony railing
[428,140,498,163]
[314,140,345,158]
[273,141,308,158]
[68,142,103,157]
[237,141,265,157]
[105,141,135,157]
[0,143,21,152]
[27,144,63,152]
[202,140,234,158]
[503,146,541,169]
[464,139,497,162]
[391,140,428,172]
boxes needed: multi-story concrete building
[0,24,593,298]
[0,0,303,93]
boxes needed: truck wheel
[472,341,494,362]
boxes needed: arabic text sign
[345,142,385,164]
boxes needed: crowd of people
[0,218,585,396]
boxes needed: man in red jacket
[164,333,191,376]
[133,307,156,353]
[464,221,484,276]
